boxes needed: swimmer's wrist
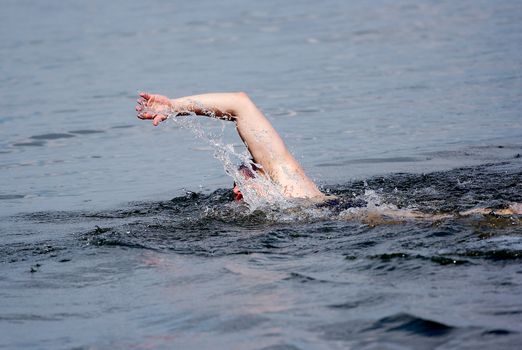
[169,99,183,114]
[170,98,206,117]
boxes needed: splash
[152,103,406,220]
[161,107,291,211]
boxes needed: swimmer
[135,91,325,201]
[135,92,522,217]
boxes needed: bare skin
[459,202,522,216]
[347,202,522,227]
[135,91,324,199]
[135,92,522,218]
[360,203,522,221]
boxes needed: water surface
[1,0,522,349]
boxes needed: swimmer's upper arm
[233,93,323,198]
[171,91,323,198]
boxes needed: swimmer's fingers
[135,97,156,113]
[137,111,155,119]
[136,92,172,124]
[135,100,153,112]
[136,97,146,106]
[139,92,151,100]
[152,114,167,126]
[136,110,166,125]
[138,92,157,109]
[135,95,148,113]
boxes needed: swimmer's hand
[136,92,173,126]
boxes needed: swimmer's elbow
[235,91,251,107]
[235,91,249,99]
[233,91,256,117]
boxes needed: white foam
[162,108,291,211]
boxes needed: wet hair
[232,163,260,201]
[237,163,258,179]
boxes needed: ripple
[317,156,424,167]
[12,141,45,147]
[69,129,105,135]
[318,313,456,346]
[30,133,75,140]
[0,194,25,200]
[213,314,268,333]
[5,162,522,265]
[371,313,454,337]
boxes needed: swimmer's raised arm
[136,92,323,199]
[137,92,245,124]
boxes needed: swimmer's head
[238,163,258,179]
[232,163,259,201]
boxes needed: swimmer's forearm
[171,92,250,120]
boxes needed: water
[1,0,522,349]
[162,109,291,211]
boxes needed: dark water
[2,160,522,349]
[1,0,522,349]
